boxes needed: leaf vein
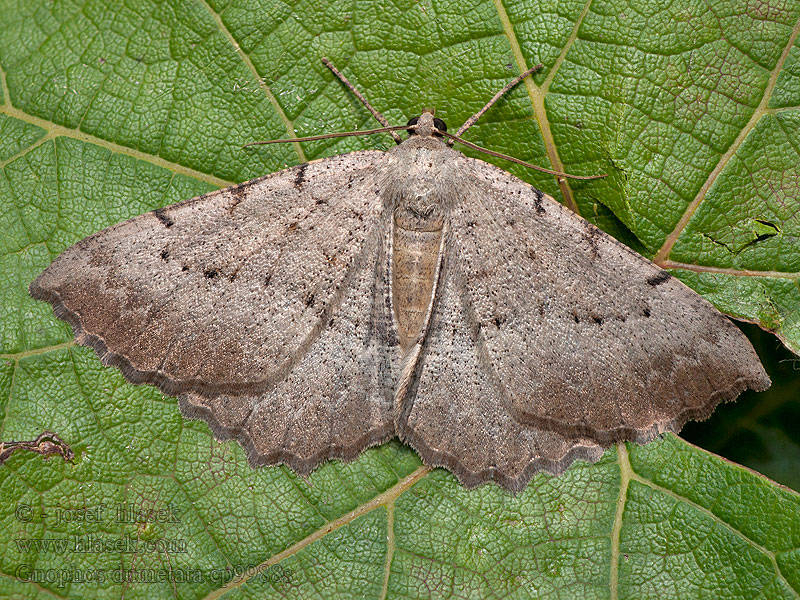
[628,465,797,594]
[654,13,800,263]
[194,0,306,163]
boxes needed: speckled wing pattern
[389,153,769,492]
[431,156,770,473]
[393,249,605,492]
[30,151,402,473]
[178,215,400,473]
[31,142,770,492]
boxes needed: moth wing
[179,221,399,473]
[30,151,390,398]
[448,157,770,445]
[395,253,604,491]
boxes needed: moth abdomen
[392,213,443,351]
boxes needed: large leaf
[1,0,799,598]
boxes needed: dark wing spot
[492,315,505,328]
[646,271,671,286]
[294,162,309,188]
[582,223,601,259]
[591,315,604,325]
[572,311,580,323]
[264,273,272,287]
[642,307,651,318]
[0,431,74,464]
[533,189,545,214]
[153,208,174,228]
[160,248,170,261]
[181,265,189,272]
[304,293,315,307]
[204,269,218,279]
[229,184,249,212]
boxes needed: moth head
[407,110,447,138]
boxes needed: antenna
[453,64,543,142]
[322,58,403,144]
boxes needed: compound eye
[433,117,447,132]
[406,116,419,134]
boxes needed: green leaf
[1,1,799,599]
[682,323,800,492]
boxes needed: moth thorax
[392,205,444,351]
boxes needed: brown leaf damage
[0,431,74,464]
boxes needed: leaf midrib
[200,466,430,600]
[636,481,794,595]
[492,0,596,214]
[195,0,306,163]
[654,15,800,264]
[1,105,233,189]
[189,441,799,599]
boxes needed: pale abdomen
[392,225,442,351]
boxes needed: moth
[30,59,770,492]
